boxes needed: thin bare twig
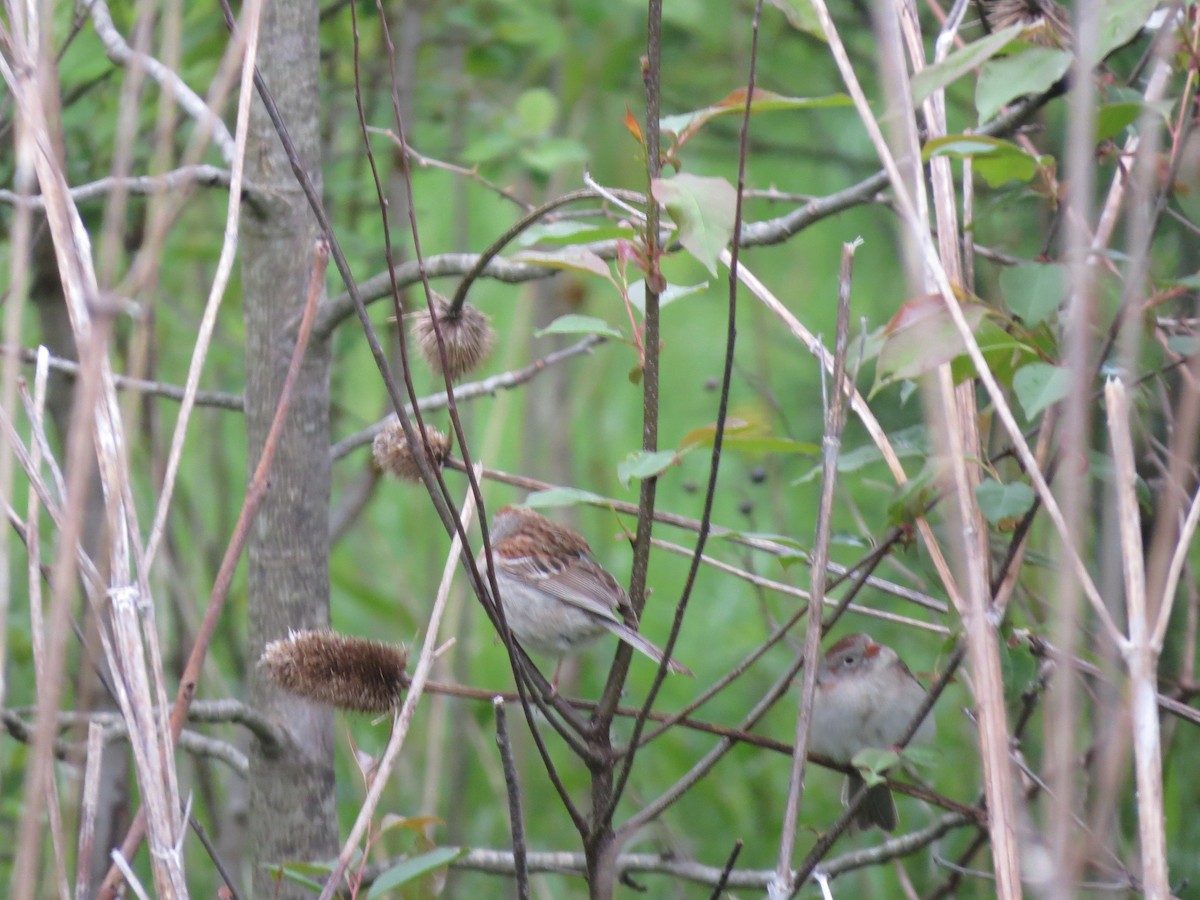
[493,698,530,900]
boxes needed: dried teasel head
[980,0,1071,47]
[259,630,408,714]
[372,420,451,483]
[411,293,495,382]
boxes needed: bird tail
[843,771,898,832]
[602,620,692,676]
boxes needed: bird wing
[491,537,628,624]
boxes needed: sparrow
[808,632,936,832]
[477,505,689,687]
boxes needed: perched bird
[808,632,936,832]
[478,505,689,687]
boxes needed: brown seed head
[372,420,451,483]
[982,0,1071,47]
[411,293,495,382]
[258,630,408,713]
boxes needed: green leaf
[660,87,850,140]
[1095,102,1144,142]
[900,745,941,769]
[851,748,900,786]
[367,847,464,898]
[975,478,1036,524]
[513,248,612,279]
[522,487,607,509]
[520,136,589,175]
[873,294,988,391]
[533,314,624,340]
[651,173,737,276]
[1012,361,1071,419]
[617,450,679,488]
[766,0,825,40]
[1000,263,1063,325]
[923,135,1046,186]
[1099,0,1156,57]
[976,46,1071,123]
[911,23,1026,103]
[516,221,636,248]
[628,279,709,316]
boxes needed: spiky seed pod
[259,630,408,713]
[411,293,495,382]
[372,420,451,483]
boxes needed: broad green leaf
[923,135,1046,186]
[533,314,624,340]
[975,477,1036,524]
[516,221,636,248]
[651,173,737,276]
[766,0,825,40]
[628,279,709,316]
[1096,102,1144,142]
[660,88,850,141]
[874,294,988,390]
[617,450,679,488]
[1099,0,1156,57]
[976,46,1071,123]
[901,745,941,769]
[522,487,607,509]
[911,23,1026,103]
[1013,361,1071,419]
[367,847,464,898]
[513,248,612,279]
[1000,263,1063,325]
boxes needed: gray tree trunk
[241,0,337,892]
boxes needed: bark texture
[241,0,337,892]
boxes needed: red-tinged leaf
[873,293,988,391]
[624,104,644,145]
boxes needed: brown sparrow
[478,506,689,686]
[808,632,936,832]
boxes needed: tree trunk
[241,0,337,892]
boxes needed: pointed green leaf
[533,314,624,340]
[1012,361,1071,419]
[977,46,1071,123]
[1000,263,1063,325]
[911,23,1026,103]
[522,487,607,509]
[617,450,679,488]
[367,847,464,898]
[651,174,737,276]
